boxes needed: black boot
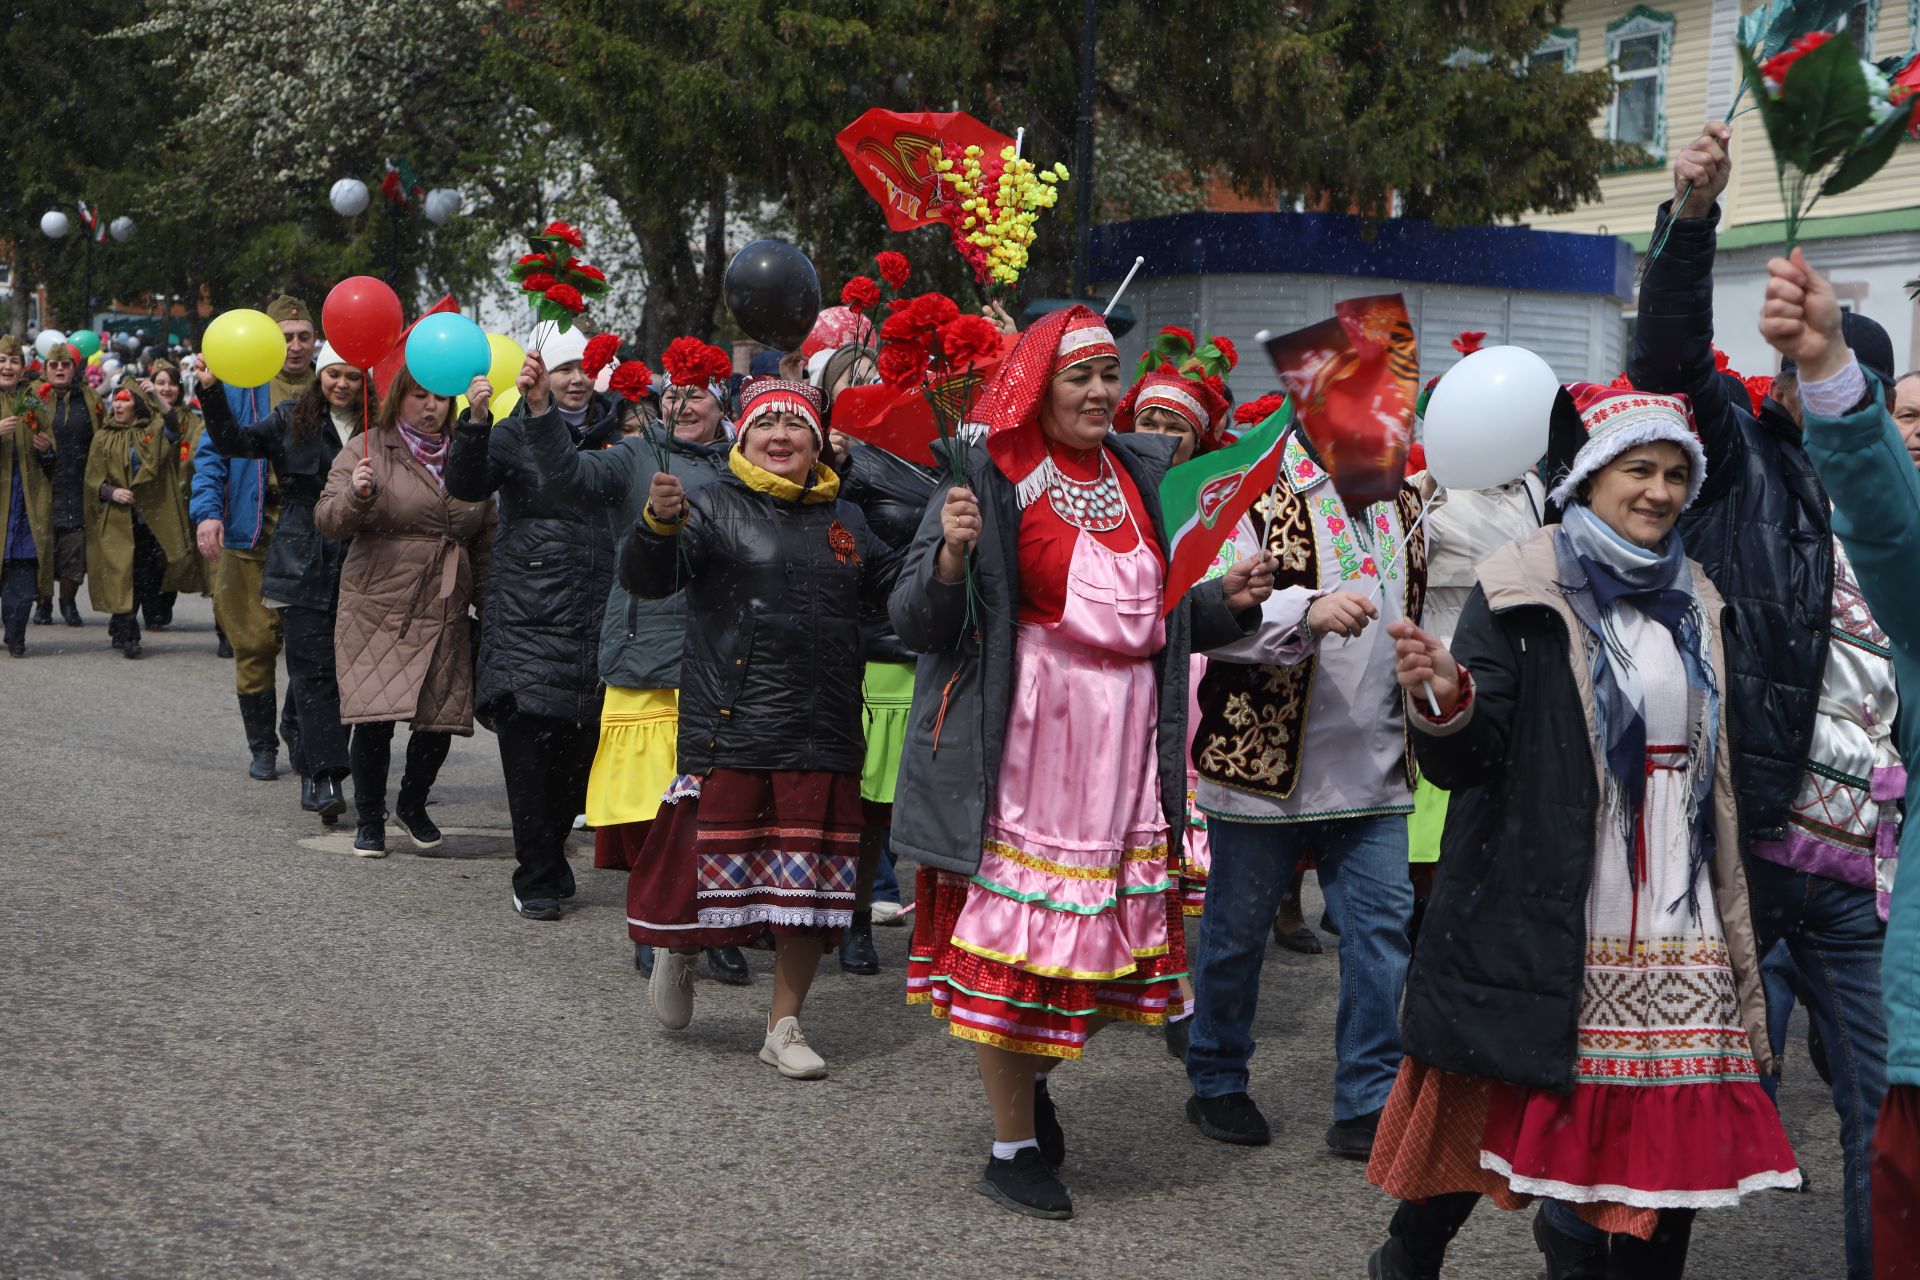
[1534,1209,1608,1280]
[215,624,233,658]
[59,596,82,627]
[705,946,750,985]
[300,776,320,812]
[838,915,880,974]
[237,690,280,780]
[312,773,347,820]
[120,616,142,659]
[109,614,126,650]
[32,599,51,625]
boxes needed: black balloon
[724,240,821,353]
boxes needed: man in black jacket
[1629,124,1890,1280]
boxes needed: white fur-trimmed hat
[1549,381,1707,510]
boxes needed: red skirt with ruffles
[906,867,1187,1059]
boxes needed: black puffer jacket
[619,456,902,774]
[838,443,940,664]
[446,392,624,724]
[1627,204,1832,842]
[1402,531,1773,1091]
[199,387,347,611]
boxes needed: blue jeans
[870,831,901,906]
[1746,855,1887,1280]
[1187,813,1412,1120]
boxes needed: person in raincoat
[0,335,57,656]
[37,342,102,627]
[143,356,210,623]
[82,375,198,658]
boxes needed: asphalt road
[1,597,1852,1278]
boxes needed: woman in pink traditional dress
[1365,384,1799,1278]
[1116,358,1233,1058]
[887,306,1274,1221]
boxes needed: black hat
[1778,311,1896,383]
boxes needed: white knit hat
[314,342,350,373]
[531,320,589,370]
[1549,381,1707,510]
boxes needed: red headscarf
[974,304,1118,505]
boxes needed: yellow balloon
[87,351,103,366]
[455,335,528,417]
[203,309,287,388]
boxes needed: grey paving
[1,597,1849,1278]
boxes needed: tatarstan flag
[1158,395,1293,615]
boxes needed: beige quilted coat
[315,427,494,733]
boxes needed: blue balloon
[404,312,491,397]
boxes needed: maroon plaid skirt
[624,769,864,951]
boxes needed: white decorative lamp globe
[330,177,371,218]
[109,216,135,243]
[423,188,464,226]
[40,210,70,239]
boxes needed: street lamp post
[40,208,131,324]
[331,175,459,292]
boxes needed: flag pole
[1104,256,1145,318]
[1360,488,1442,717]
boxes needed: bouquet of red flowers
[660,337,733,388]
[508,221,611,332]
[1132,324,1239,382]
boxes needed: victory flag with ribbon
[1157,395,1294,615]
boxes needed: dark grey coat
[886,432,1255,876]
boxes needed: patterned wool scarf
[396,417,449,489]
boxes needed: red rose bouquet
[507,220,612,332]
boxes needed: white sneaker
[572,813,589,831]
[870,901,907,927]
[758,1016,828,1079]
[650,949,696,1030]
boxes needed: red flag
[1263,295,1418,509]
[836,109,1014,232]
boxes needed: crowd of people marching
[6,126,1920,1277]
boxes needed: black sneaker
[977,1147,1073,1220]
[31,600,51,625]
[705,946,750,985]
[393,803,442,851]
[216,633,233,658]
[59,598,82,627]
[122,638,142,659]
[1326,1108,1382,1160]
[1164,1013,1192,1061]
[353,822,387,857]
[6,642,24,658]
[1034,1078,1065,1171]
[1186,1092,1272,1146]
[1369,1238,1441,1280]
[514,896,563,921]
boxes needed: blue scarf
[1556,503,1719,910]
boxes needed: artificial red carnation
[609,361,654,403]
[542,220,587,248]
[1712,346,1732,374]
[661,337,713,386]
[1452,330,1486,356]
[702,345,735,383]
[875,251,911,289]
[877,342,928,387]
[841,276,881,314]
[1203,374,1228,400]
[1234,392,1287,425]
[582,333,622,380]
[514,253,551,270]
[1760,31,1832,90]
[1897,55,1920,137]
[544,283,585,313]
[1743,373,1775,413]
[879,311,924,345]
[1214,335,1239,370]
[1156,361,1180,376]
[521,272,558,293]
[1609,371,1637,390]
[1159,325,1196,351]
[939,315,1001,366]
[886,297,913,315]
[570,262,607,284]
[908,292,960,330]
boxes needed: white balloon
[34,329,67,359]
[109,216,135,243]
[1421,345,1560,491]
[40,210,70,239]
[329,177,371,218]
[423,188,463,226]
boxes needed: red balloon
[322,276,404,370]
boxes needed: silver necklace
[1045,451,1125,532]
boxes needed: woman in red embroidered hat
[888,305,1275,1221]
[619,377,902,1082]
[1364,383,1799,1278]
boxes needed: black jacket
[46,385,97,529]
[199,388,347,611]
[619,459,902,775]
[446,393,624,724]
[839,443,940,664]
[1402,531,1772,1091]
[886,434,1257,877]
[1627,204,1831,843]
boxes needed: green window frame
[1606,5,1676,159]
